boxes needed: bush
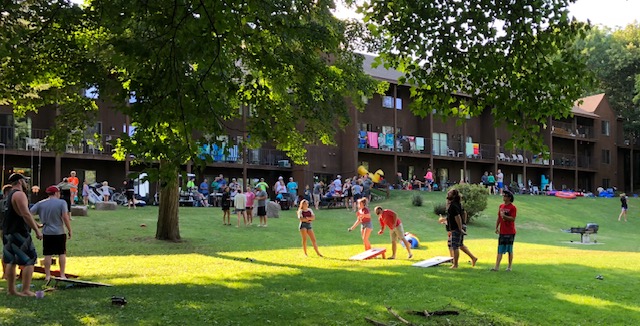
[411,193,423,206]
[450,183,488,222]
[433,202,447,216]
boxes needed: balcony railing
[0,126,119,155]
[358,130,500,160]
[0,126,291,167]
[552,121,594,139]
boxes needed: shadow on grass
[3,254,639,326]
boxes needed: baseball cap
[46,185,60,194]
[337,175,342,179]
[8,173,28,183]
[278,176,283,180]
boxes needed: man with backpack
[2,173,43,296]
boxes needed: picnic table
[319,195,346,209]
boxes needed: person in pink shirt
[424,168,434,191]
[245,188,256,226]
[348,198,373,250]
[374,206,413,259]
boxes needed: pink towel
[367,132,378,148]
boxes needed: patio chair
[498,153,511,161]
[517,154,528,164]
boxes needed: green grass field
[1,191,639,325]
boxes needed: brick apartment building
[0,54,636,203]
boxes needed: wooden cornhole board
[33,266,78,278]
[52,277,112,288]
[412,256,453,268]
[349,248,386,260]
[19,265,78,279]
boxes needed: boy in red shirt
[492,191,517,271]
[374,206,413,259]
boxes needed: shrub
[433,202,447,216]
[411,193,423,206]
[450,183,488,222]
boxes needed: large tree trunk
[156,174,181,241]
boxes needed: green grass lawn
[2,191,639,325]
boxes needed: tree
[352,0,594,153]
[1,0,380,241]
[0,1,99,148]
[574,23,640,140]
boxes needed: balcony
[552,121,594,139]
[358,130,498,161]
[0,126,291,168]
[0,126,119,155]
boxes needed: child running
[348,198,373,250]
[297,199,323,257]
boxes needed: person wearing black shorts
[124,179,136,209]
[221,187,231,225]
[255,186,268,227]
[3,173,43,296]
[30,185,72,282]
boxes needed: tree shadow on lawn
[3,255,638,326]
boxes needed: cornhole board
[52,277,112,288]
[349,248,386,260]
[19,266,78,279]
[33,266,78,278]
[412,256,453,268]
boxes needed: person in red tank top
[348,198,373,250]
[297,199,322,257]
[374,206,413,260]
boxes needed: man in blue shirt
[287,177,298,205]
[199,178,210,205]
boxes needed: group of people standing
[481,169,506,195]
[295,184,518,272]
[440,188,517,271]
[297,196,413,260]
[220,184,269,228]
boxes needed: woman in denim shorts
[348,198,373,250]
[297,200,323,257]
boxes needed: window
[83,86,99,99]
[601,120,610,136]
[602,178,610,189]
[460,169,470,183]
[359,161,369,172]
[437,168,449,189]
[601,149,610,164]
[432,133,448,156]
[359,123,372,132]
[84,170,96,184]
[382,96,394,108]
[395,98,402,110]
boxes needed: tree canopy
[574,23,640,141]
[352,0,594,152]
[1,0,380,241]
